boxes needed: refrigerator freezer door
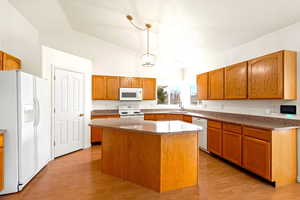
[35,77,51,172]
[18,72,37,186]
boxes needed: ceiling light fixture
[126,15,155,67]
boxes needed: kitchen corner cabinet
[142,78,156,100]
[0,51,21,71]
[91,114,120,143]
[196,73,208,100]
[0,134,4,191]
[208,68,224,100]
[248,50,297,100]
[225,62,247,99]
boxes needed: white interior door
[54,68,84,158]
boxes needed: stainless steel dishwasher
[192,117,208,152]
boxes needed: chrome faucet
[179,101,184,110]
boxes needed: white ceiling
[9,0,300,64]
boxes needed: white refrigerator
[0,70,51,195]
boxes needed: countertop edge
[89,124,200,135]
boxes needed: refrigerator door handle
[33,98,37,127]
[35,98,41,127]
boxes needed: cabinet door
[120,77,132,88]
[142,78,156,100]
[132,78,143,88]
[0,147,3,191]
[197,73,208,100]
[243,136,271,180]
[0,51,3,70]
[106,76,120,100]
[225,62,247,99]
[91,127,103,143]
[222,131,242,166]
[3,52,21,70]
[92,75,106,100]
[208,68,224,100]
[207,127,222,156]
[248,51,283,99]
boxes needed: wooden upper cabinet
[0,51,21,71]
[248,50,296,99]
[106,76,120,100]
[225,62,248,99]
[196,73,208,100]
[120,77,132,88]
[131,78,143,88]
[208,68,224,100]
[0,51,3,70]
[142,78,156,100]
[92,75,119,100]
[92,75,106,100]
[120,77,143,88]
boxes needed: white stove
[118,105,144,119]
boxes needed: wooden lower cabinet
[242,136,271,180]
[207,121,296,186]
[91,115,119,143]
[222,130,242,166]
[0,134,3,191]
[207,127,222,156]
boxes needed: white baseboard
[297,177,300,183]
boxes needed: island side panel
[101,128,128,179]
[160,132,199,192]
[126,131,161,191]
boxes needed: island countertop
[89,118,201,134]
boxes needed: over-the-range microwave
[120,88,143,101]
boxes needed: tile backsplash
[92,100,180,110]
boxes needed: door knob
[79,113,84,117]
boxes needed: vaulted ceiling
[9,0,300,64]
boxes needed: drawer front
[144,114,156,121]
[208,120,222,129]
[223,123,242,134]
[243,127,271,142]
[183,115,192,123]
[92,114,119,119]
[0,136,3,147]
[166,114,183,121]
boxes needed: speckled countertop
[89,118,201,134]
[91,109,300,130]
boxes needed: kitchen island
[89,118,201,192]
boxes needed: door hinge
[53,75,56,80]
[53,141,56,146]
[54,108,56,113]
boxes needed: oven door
[120,88,142,101]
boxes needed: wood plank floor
[2,145,300,200]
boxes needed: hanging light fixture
[126,15,156,67]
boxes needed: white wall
[0,0,42,77]
[42,46,92,149]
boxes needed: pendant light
[127,15,156,67]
